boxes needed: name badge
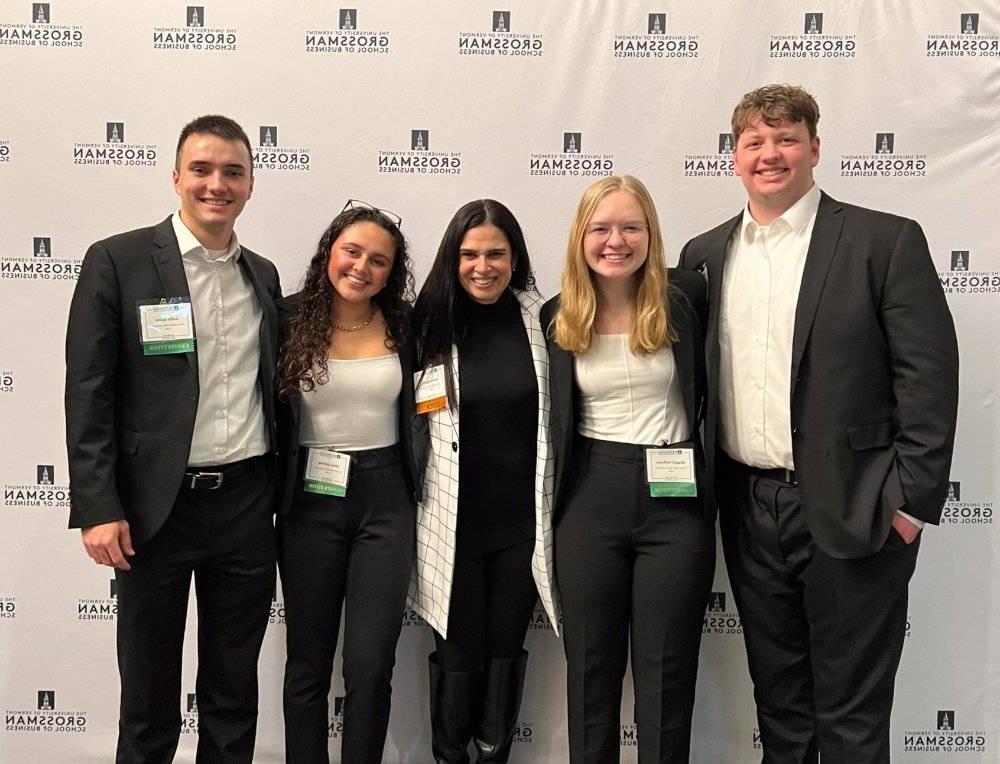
[645,445,697,498]
[303,448,351,497]
[414,364,448,414]
[137,298,195,355]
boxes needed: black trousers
[279,445,415,764]
[434,536,539,672]
[115,456,276,764]
[718,456,920,764]
[556,438,715,764]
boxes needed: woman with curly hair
[275,202,423,763]
[410,199,558,763]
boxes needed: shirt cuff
[896,510,926,530]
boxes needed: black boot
[429,652,482,763]
[473,650,528,762]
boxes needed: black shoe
[473,651,528,762]
[429,652,483,763]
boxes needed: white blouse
[575,334,689,446]
[298,353,401,450]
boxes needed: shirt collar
[740,183,821,242]
[171,212,242,262]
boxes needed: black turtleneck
[457,289,538,554]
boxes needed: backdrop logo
[401,607,428,629]
[154,6,238,51]
[4,465,71,509]
[1,236,79,281]
[0,139,10,163]
[927,13,998,57]
[530,132,614,177]
[620,722,637,747]
[613,11,699,59]
[841,133,926,178]
[939,250,1000,296]
[804,13,823,34]
[5,690,87,733]
[703,590,742,636]
[512,719,534,744]
[770,12,855,58]
[328,696,345,738]
[527,601,561,631]
[378,130,462,175]
[938,477,994,524]
[0,596,14,619]
[306,9,390,55]
[458,10,544,56]
[73,122,158,168]
[684,132,735,177]
[181,692,198,734]
[0,369,13,393]
[269,586,285,625]
[77,578,117,622]
[253,125,310,172]
[903,709,989,753]
[0,3,84,47]
[752,726,762,751]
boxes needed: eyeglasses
[585,222,649,242]
[341,199,403,229]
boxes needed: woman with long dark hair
[410,199,558,763]
[541,176,714,762]
[275,202,423,763]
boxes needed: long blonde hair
[553,175,674,354]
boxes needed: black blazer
[274,293,426,515]
[679,192,959,558]
[65,216,282,544]
[540,268,711,523]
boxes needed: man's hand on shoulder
[81,519,135,570]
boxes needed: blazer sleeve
[882,219,959,523]
[64,242,126,529]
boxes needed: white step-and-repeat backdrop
[1,1,997,761]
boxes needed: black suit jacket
[65,216,282,544]
[540,268,711,523]
[274,293,426,515]
[679,192,959,558]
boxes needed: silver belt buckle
[189,471,224,490]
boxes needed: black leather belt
[723,455,797,486]
[183,455,263,490]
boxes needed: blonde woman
[541,176,714,763]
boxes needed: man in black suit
[65,115,281,762]
[679,85,958,762]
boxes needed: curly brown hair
[277,207,415,400]
[731,84,820,141]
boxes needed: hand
[891,512,921,545]
[81,519,135,570]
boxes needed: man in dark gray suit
[65,115,281,763]
[679,84,958,763]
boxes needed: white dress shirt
[172,213,269,467]
[718,183,820,469]
[575,334,689,446]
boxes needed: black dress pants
[556,438,715,764]
[279,445,415,763]
[433,536,539,671]
[718,456,920,764]
[115,456,276,764]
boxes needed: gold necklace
[332,307,377,332]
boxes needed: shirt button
[217,410,226,419]
[215,446,225,454]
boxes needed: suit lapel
[238,252,278,383]
[151,217,194,369]
[705,214,742,363]
[791,193,845,395]
[669,290,697,430]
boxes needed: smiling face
[582,190,649,285]
[456,223,514,304]
[733,116,820,224]
[326,221,397,305]
[172,132,254,249]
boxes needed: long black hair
[277,207,414,399]
[412,199,533,368]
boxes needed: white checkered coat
[409,288,560,638]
